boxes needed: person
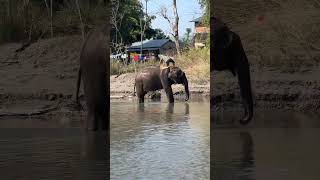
[158,54,175,67]
[165,58,175,66]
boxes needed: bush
[175,47,210,84]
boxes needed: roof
[127,39,171,52]
[190,17,201,23]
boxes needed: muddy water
[212,109,320,180]
[110,99,210,179]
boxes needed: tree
[160,0,180,55]
[0,0,161,44]
[198,0,209,25]
[110,0,161,47]
[149,28,169,39]
[182,28,191,45]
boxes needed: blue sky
[141,0,203,39]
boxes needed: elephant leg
[138,95,145,103]
[75,68,81,105]
[87,109,107,131]
[98,111,108,131]
[164,87,174,103]
[87,110,98,131]
[232,33,253,124]
[136,85,145,103]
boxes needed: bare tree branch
[159,1,180,55]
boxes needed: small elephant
[211,17,254,125]
[134,62,189,103]
[75,24,110,131]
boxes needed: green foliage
[198,0,210,25]
[111,0,167,47]
[0,0,166,44]
[182,28,192,45]
[149,28,170,40]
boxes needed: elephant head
[167,66,190,101]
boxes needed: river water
[1,99,320,179]
[212,109,320,180]
[110,99,210,179]
[0,98,210,179]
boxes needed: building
[126,39,176,62]
[190,17,210,48]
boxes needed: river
[1,99,318,179]
[212,109,320,180]
[110,99,210,179]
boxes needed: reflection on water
[0,129,109,179]
[212,109,320,180]
[111,100,210,179]
[0,105,109,179]
[213,108,320,128]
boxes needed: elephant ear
[179,70,185,78]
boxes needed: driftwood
[0,106,59,117]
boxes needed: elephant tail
[75,68,81,104]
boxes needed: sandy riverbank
[1,36,320,117]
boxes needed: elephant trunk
[182,73,189,101]
[234,37,253,124]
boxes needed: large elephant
[134,62,189,103]
[75,24,110,131]
[211,17,253,125]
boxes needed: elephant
[134,61,189,103]
[75,24,110,131]
[211,17,253,125]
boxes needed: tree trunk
[172,0,180,55]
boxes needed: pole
[140,18,143,63]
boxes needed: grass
[175,47,210,84]
[110,60,159,75]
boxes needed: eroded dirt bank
[212,66,320,112]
